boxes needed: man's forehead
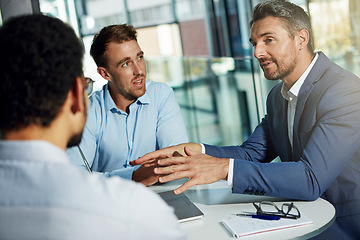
[105,41,141,60]
[250,17,287,39]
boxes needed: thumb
[184,146,194,156]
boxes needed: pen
[235,214,281,220]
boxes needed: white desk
[150,179,335,240]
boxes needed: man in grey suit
[131,0,360,239]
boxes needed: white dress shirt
[281,53,319,148]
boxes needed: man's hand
[132,164,162,186]
[129,143,202,166]
[153,146,230,194]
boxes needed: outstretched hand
[130,143,202,166]
[153,146,230,194]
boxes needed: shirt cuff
[200,143,206,154]
[227,158,234,187]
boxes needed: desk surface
[150,179,335,240]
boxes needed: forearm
[232,159,321,200]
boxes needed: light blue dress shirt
[66,80,188,179]
[0,140,185,240]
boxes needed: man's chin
[264,72,280,81]
[67,132,83,148]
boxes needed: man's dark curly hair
[90,24,137,68]
[0,14,84,131]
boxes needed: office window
[308,0,360,76]
[127,0,175,27]
[175,0,210,56]
[77,0,127,36]
[39,0,79,35]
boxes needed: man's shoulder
[87,85,110,114]
[146,80,172,91]
[0,164,177,239]
[143,81,174,104]
[88,85,106,104]
[41,165,169,215]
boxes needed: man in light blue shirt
[67,24,188,186]
[0,14,185,240]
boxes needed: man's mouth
[260,61,272,69]
[132,78,144,87]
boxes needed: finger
[158,169,190,183]
[157,156,186,166]
[143,162,159,168]
[173,180,196,195]
[130,158,156,166]
[131,152,166,165]
[154,162,190,175]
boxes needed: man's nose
[253,44,266,60]
[133,62,144,75]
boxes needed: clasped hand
[130,143,229,194]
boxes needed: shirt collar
[281,52,319,101]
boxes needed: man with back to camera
[132,0,360,239]
[66,24,188,186]
[0,14,185,240]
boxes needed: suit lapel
[292,52,329,160]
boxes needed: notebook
[158,190,204,223]
[221,215,313,238]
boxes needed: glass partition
[146,56,260,146]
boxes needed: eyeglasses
[84,77,94,96]
[253,201,301,219]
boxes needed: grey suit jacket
[205,52,360,218]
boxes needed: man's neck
[2,123,68,150]
[282,52,316,89]
[108,85,137,113]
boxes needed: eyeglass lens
[254,201,301,219]
[84,77,94,96]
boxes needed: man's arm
[155,83,189,148]
[232,72,360,200]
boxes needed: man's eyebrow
[116,51,144,67]
[249,32,276,43]
[116,57,130,67]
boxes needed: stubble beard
[67,99,87,148]
[261,58,296,81]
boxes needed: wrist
[221,158,230,181]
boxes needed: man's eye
[265,38,274,43]
[122,62,129,67]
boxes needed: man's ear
[97,67,111,81]
[70,76,86,114]
[297,29,309,51]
